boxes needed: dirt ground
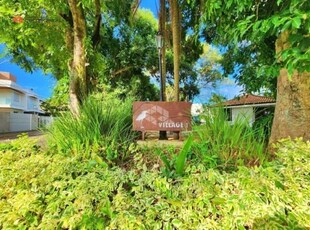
[137,131,185,147]
[0,130,43,141]
[0,130,185,148]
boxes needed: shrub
[0,135,125,229]
[48,94,138,164]
[252,110,274,139]
[0,133,39,154]
[0,138,309,229]
[191,107,268,169]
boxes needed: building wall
[11,91,26,110]
[0,112,53,133]
[0,72,16,82]
[0,72,48,133]
[231,107,255,126]
[0,112,10,133]
[26,96,39,111]
[0,75,43,113]
[9,113,38,132]
[0,88,26,111]
[0,89,13,107]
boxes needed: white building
[0,72,43,114]
[0,72,52,133]
[223,94,276,126]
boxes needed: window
[13,92,20,102]
[224,108,232,121]
[255,107,274,120]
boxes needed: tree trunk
[68,0,87,115]
[169,0,181,140]
[269,31,310,146]
[160,0,167,101]
[170,0,181,102]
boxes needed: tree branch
[92,0,102,47]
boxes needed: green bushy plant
[0,137,125,229]
[0,133,39,154]
[192,107,268,169]
[253,110,274,139]
[48,93,138,164]
[0,137,309,229]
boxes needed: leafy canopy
[198,0,309,93]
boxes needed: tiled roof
[223,94,276,106]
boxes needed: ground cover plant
[0,132,309,229]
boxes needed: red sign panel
[133,101,192,131]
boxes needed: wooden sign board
[133,101,192,131]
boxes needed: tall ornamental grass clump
[48,94,137,163]
[192,107,268,169]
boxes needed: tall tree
[169,0,181,101]
[199,0,310,145]
[269,31,310,144]
[159,0,167,101]
[0,0,159,113]
[67,0,87,115]
[163,0,204,102]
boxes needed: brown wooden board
[133,101,192,131]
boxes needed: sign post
[133,101,192,140]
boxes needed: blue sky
[0,0,242,102]
[0,44,56,99]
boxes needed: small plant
[156,135,193,178]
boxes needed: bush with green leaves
[0,137,309,229]
[192,107,268,169]
[0,136,125,229]
[48,93,138,164]
[252,110,274,139]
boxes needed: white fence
[0,112,54,133]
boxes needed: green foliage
[192,107,268,169]
[48,93,138,164]
[253,108,274,139]
[0,135,125,229]
[0,133,39,154]
[156,135,194,178]
[0,1,160,102]
[41,77,69,115]
[0,136,309,229]
[199,0,309,95]
[97,8,160,101]
[196,43,223,86]
[0,0,69,76]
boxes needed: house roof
[223,94,276,107]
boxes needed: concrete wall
[0,112,10,133]
[0,112,53,133]
[9,113,38,132]
[231,107,255,126]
